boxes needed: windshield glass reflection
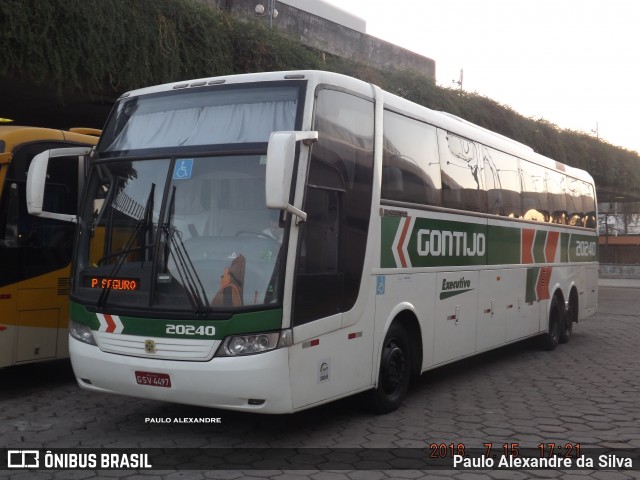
[77,155,284,313]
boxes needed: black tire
[560,290,577,344]
[540,295,563,351]
[366,323,412,414]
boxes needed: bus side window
[293,88,374,326]
[439,131,487,213]
[582,181,597,229]
[566,177,583,226]
[483,146,521,218]
[0,182,19,247]
[0,143,79,286]
[381,110,441,206]
[298,187,340,275]
[547,171,567,225]
[521,162,549,223]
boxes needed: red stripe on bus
[104,314,117,333]
[545,231,560,263]
[303,338,320,349]
[522,229,535,264]
[536,266,553,301]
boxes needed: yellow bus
[0,126,99,368]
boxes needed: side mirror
[265,131,318,222]
[27,147,92,223]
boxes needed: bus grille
[58,278,70,296]
[93,331,219,361]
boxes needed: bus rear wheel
[367,323,411,414]
[540,295,563,351]
[560,290,578,344]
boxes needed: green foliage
[228,21,321,73]
[1,0,639,194]
[0,0,234,93]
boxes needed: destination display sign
[83,276,140,291]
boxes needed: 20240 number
[165,324,216,336]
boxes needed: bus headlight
[69,320,97,346]
[216,330,292,357]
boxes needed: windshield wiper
[96,183,156,310]
[159,185,210,315]
[80,165,114,236]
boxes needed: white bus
[27,71,597,413]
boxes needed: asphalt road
[1,285,639,479]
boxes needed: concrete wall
[202,0,436,80]
[600,264,640,279]
[279,0,366,33]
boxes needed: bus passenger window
[381,111,441,206]
[521,163,549,222]
[582,181,597,229]
[566,177,583,226]
[547,171,567,225]
[439,131,487,213]
[483,146,521,217]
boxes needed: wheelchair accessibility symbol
[173,159,193,180]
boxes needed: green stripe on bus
[70,301,100,330]
[568,233,598,262]
[380,215,597,268]
[525,267,539,303]
[440,288,474,300]
[407,217,487,268]
[70,301,283,339]
[487,225,520,265]
[561,233,570,262]
[380,215,402,268]
[533,230,547,264]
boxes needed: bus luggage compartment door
[434,271,479,365]
[16,308,59,362]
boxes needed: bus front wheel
[367,323,412,414]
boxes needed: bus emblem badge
[145,340,157,354]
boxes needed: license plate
[135,371,172,388]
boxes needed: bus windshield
[76,154,284,316]
[99,85,300,154]
[73,83,303,316]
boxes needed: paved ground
[1,284,639,479]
